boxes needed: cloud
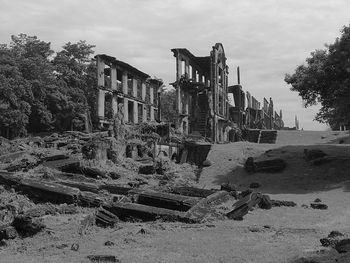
[1,0,349,130]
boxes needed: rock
[226,192,262,220]
[258,195,272,210]
[335,239,350,253]
[310,203,328,210]
[220,182,237,192]
[71,243,79,251]
[329,231,344,239]
[87,255,120,263]
[0,226,18,240]
[271,200,297,207]
[12,215,45,237]
[314,198,322,203]
[301,204,309,209]
[104,240,115,246]
[108,172,121,180]
[320,231,346,248]
[239,189,253,198]
[202,159,212,167]
[249,182,261,189]
[138,164,155,175]
[56,244,69,249]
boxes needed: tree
[285,25,350,130]
[9,34,57,133]
[160,88,177,124]
[53,40,96,131]
[0,45,33,138]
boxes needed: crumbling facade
[95,54,162,128]
[227,85,284,130]
[171,43,229,143]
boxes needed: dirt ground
[1,130,350,263]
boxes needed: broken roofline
[95,54,150,80]
[171,48,211,76]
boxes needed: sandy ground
[1,130,350,263]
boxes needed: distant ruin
[95,44,284,143]
[95,54,163,129]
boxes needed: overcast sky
[1,0,349,130]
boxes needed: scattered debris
[12,215,45,237]
[220,182,237,193]
[171,186,217,198]
[226,192,262,220]
[320,231,350,253]
[104,241,115,246]
[87,255,120,263]
[258,195,272,210]
[271,200,297,207]
[129,189,201,212]
[71,243,79,251]
[310,203,328,210]
[0,226,18,241]
[202,159,212,167]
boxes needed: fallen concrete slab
[171,186,217,198]
[99,183,133,195]
[129,189,201,212]
[19,179,80,204]
[226,192,262,220]
[102,202,187,222]
[185,191,233,222]
[0,171,20,187]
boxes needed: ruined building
[95,54,163,128]
[171,43,229,143]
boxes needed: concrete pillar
[143,105,147,122]
[124,98,129,123]
[192,67,196,81]
[97,56,105,87]
[111,64,117,90]
[175,55,182,129]
[141,82,146,100]
[133,79,137,97]
[150,86,154,105]
[122,71,128,94]
[150,106,155,121]
[97,90,105,118]
[133,101,138,124]
[185,60,189,76]
[112,95,118,117]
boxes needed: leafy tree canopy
[285,25,350,129]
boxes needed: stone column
[111,64,117,90]
[150,106,155,121]
[133,79,137,97]
[176,55,182,113]
[141,82,146,100]
[122,72,128,94]
[143,104,147,122]
[97,56,105,87]
[97,90,105,119]
[150,86,154,105]
[112,94,118,117]
[124,98,129,123]
[133,101,138,124]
